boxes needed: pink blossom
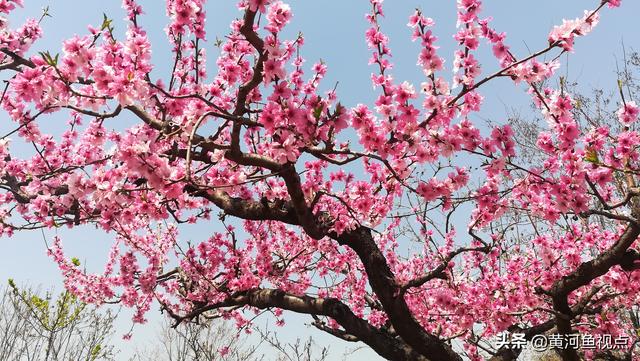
[265,1,291,33]
[248,0,271,13]
[617,101,639,125]
[607,0,622,8]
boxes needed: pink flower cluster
[617,101,639,125]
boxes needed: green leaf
[38,51,59,66]
[584,148,599,164]
[41,6,52,18]
[101,13,113,31]
[71,257,81,267]
[313,104,323,120]
[91,344,102,360]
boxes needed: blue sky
[2,1,640,360]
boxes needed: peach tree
[0,0,636,360]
